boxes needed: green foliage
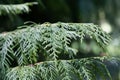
[0,22,112,80]
[0,2,38,15]
[5,57,112,80]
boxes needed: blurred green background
[0,0,120,79]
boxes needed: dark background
[0,0,120,35]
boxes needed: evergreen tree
[0,0,119,80]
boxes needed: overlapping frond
[5,57,112,80]
[0,22,111,69]
[0,22,111,80]
[0,2,38,15]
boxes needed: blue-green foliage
[0,22,112,80]
[5,57,113,80]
